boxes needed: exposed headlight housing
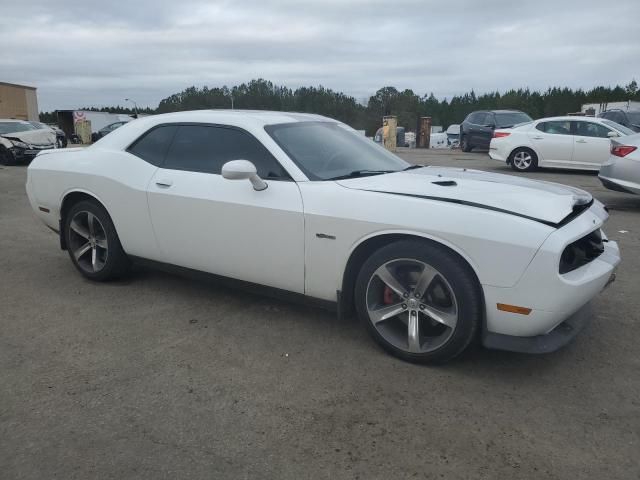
[10,139,29,149]
[559,229,605,274]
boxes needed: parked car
[94,120,130,141]
[26,111,620,364]
[429,132,448,149]
[460,110,532,152]
[489,116,634,172]
[29,121,67,148]
[374,126,407,147]
[598,109,640,133]
[445,124,460,147]
[0,119,56,165]
[599,133,640,194]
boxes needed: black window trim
[126,122,293,181]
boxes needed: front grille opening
[559,229,605,274]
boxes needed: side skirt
[129,256,339,314]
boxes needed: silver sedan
[599,133,640,194]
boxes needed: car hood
[336,166,592,226]
[0,129,56,146]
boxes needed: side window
[574,121,611,138]
[164,125,289,179]
[600,112,613,120]
[474,113,487,125]
[467,112,479,124]
[614,112,627,124]
[484,113,495,126]
[127,125,178,166]
[538,120,571,135]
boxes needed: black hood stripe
[366,190,592,228]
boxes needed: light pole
[225,91,234,110]
[124,98,139,117]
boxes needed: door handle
[576,139,587,144]
[532,136,543,140]
[155,179,173,188]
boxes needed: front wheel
[0,146,15,166]
[460,135,473,152]
[355,240,482,364]
[510,148,537,172]
[64,200,131,281]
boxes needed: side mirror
[607,131,620,138]
[221,160,268,191]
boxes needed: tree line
[40,78,639,135]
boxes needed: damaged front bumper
[10,143,55,162]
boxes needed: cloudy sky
[2,0,639,112]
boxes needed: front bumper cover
[482,301,593,354]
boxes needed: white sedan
[26,111,620,363]
[490,116,635,172]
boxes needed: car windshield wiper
[326,169,397,180]
[403,165,423,171]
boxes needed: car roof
[0,118,32,123]
[91,110,339,151]
[145,109,333,126]
[536,116,608,122]
[467,110,526,115]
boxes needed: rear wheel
[355,240,482,364]
[64,200,130,281]
[510,148,537,172]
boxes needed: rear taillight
[611,145,637,157]
[493,131,510,138]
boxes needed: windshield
[29,122,51,130]
[0,121,37,134]
[626,112,640,126]
[494,112,533,128]
[602,119,635,136]
[265,122,409,180]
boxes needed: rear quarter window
[127,125,178,166]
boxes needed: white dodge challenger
[26,111,620,363]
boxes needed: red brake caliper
[383,286,395,305]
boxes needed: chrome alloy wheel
[513,151,533,170]
[366,259,458,354]
[68,211,109,273]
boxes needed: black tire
[509,148,538,172]
[355,239,482,364]
[0,146,15,166]
[64,200,131,281]
[461,135,473,152]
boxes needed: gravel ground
[1,149,638,479]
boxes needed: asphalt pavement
[1,149,638,479]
